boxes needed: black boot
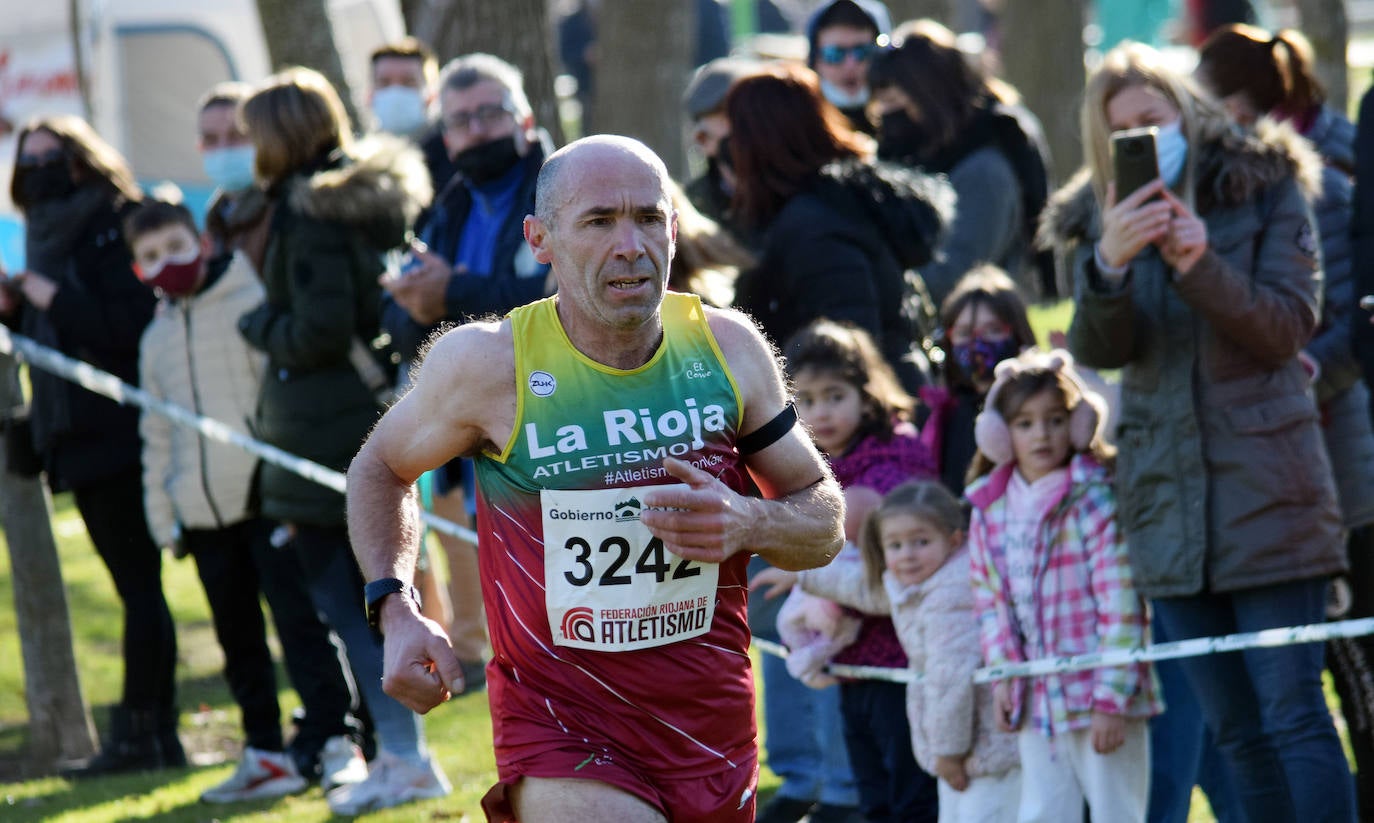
[156,706,186,768]
[63,706,169,777]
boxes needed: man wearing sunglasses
[805,0,892,136]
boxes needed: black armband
[737,403,798,455]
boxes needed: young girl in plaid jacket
[965,349,1161,822]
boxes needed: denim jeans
[1153,577,1355,823]
[290,524,427,765]
[1147,618,1242,823]
[760,652,859,807]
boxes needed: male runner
[346,135,845,823]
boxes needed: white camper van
[0,0,405,268]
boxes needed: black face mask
[21,161,76,204]
[877,109,932,163]
[452,136,522,185]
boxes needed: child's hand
[1090,711,1126,754]
[749,567,798,600]
[993,680,1020,732]
[934,755,969,791]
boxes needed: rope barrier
[5,326,1368,684]
[0,326,479,543]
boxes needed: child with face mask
[127,199,372,803]
[920,265,1036,495]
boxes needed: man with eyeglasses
[805,0,892,137]
[381,52,554,697]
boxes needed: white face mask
[372,86,429,135]
[1156,119,1188,187]
[820,77,869,110]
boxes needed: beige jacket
[799,546,1019,779]
[139,252,266,546]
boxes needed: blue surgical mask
[1156,120,1188,187]
[819,77,869,110]
[201,144,256,191]
[372,86,429,135]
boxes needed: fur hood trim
[1038,118,1322,248]
[288,134,432,246]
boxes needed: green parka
[1041,121,1345,598]
[238,137,431,526]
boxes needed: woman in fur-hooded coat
[1039,42,1351,822]
[238,74,431,528]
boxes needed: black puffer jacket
[14,189,154,492]
[733,159,951,390]
[238,136,430,526]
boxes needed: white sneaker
[200,747,307,803]
[318,735,368,793]
[325,751,451,815]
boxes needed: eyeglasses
[443,103,516,134]
[17,149,65,169]
[817,43,878,65]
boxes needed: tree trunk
[1295,0,1348,115]
[0,356,97,772]
[593,0,695,179]
[999,0,1084,184]
[254,0,360,126]
[883,0,953,31]
[411,0,566,147]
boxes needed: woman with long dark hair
[868,20,1053,305]
[2,116,177,773]
[726,61,950,394]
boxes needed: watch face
[364,578,421,632]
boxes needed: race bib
[542,485,718,652]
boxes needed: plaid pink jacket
[966,454,1162,738]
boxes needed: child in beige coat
[798,481,1021,823]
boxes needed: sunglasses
[817,43,878,65]
[17,149,65,169]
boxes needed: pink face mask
[136,248,202,297]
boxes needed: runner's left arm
[640,309,843,571]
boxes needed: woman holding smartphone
[1039,42,1353,822]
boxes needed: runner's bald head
[534,135,672,229]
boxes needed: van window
[117,26,235,184]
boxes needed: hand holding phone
[1112,127,1161,202]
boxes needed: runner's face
[531,156,676,337]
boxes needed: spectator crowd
[5,1,1374,821]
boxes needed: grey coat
[1042,121,1346,597]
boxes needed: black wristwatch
[364,577,422,634]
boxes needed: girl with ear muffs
[965,348,1162,822]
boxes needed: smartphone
[398,239,428,277]
[1112,126,1160,201]
[1360,295,1374,312]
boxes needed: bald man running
[346,135,844,823]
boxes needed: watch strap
[364,577,422,633]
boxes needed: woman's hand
[1157,190,1209,276]
[1098,179,1172,268]
[14,271,58,311]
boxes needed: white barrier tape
[973,615,1374,683]
[0,327,479,543]
[752,636,917,683]
[753,615,1374,686]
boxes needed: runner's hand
[378,596,464,713]
[640,457,758,563]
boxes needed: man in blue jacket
[381,53,553,689]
